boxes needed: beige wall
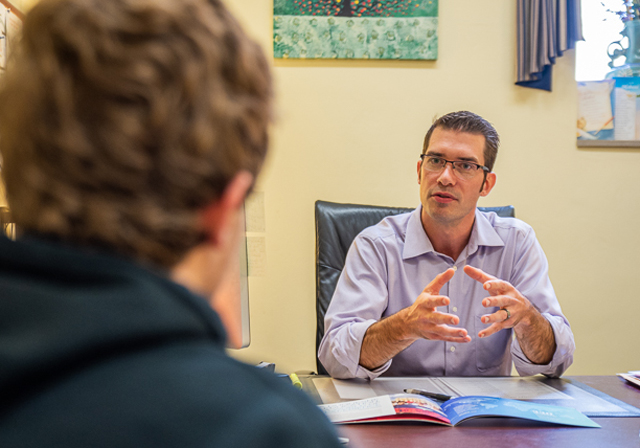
[226,0,640,376]
[11,0,638,375]
[4,0,36,13]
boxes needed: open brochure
[318,393,600,428]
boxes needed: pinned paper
[577,80,614,139]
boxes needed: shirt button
[452,306,458,313]
[450,346,456,352]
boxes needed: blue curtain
[516,0,584,91]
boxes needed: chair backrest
[314,200,515,375]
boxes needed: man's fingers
[463,265,494,283]
[482,280,513,295]
[423,268,455,295]
[431,311,460,326]
[416,293,450,310]
[481,294,514,309]
[423,325,470,341]
[478,323,503,339]
[410,300,459,325]
[465,266,513,295]
[426,334,472,343]
[480,309,509,324]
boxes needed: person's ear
[480,172,497,197]
[417,159,422,183]
[199,171,253,246]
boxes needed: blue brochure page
[442,396,600,428]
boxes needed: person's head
[421,111,500,172]
[0,0,272,270]
[417,112,499,229]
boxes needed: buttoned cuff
[511,313,575,378]
[323,319,393,379]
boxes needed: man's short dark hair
[0,0,272,268]
[422,111,500,172]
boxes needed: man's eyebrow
[425,151,480,163]
[425,151,445,157]
[457,156,480,163]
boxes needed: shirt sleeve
[317,233,393,379]
[508,226,575,377]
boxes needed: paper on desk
[318,395,395,423]
[617,373,640,388]
[331,377,450,400]
[442,377,572,400]
[332,378,377,399]
[372,377,452,396]
[327,377,572,402]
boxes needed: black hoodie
[0,235,341,448]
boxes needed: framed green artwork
[273,0,438,60]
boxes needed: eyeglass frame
[419,154,490,190]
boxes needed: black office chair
[314,200,515,375]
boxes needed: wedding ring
[502,308,511,321]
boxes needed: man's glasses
[420,154,489,181]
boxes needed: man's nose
[437,163,456,185]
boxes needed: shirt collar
[403,206,434,260]
[403,206,505,260]
[465,208,506,256]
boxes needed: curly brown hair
[0,0,272,268]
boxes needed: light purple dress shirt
[318,206,575,379]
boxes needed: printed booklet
[318,393,600,428]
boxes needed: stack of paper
[617,371,640,388]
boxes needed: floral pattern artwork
[274,0,438,60]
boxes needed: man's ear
[417,159,422,183]
[480,172,497,197]
[199,171,254,246]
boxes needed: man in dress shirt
[318,111,575,379]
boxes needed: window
[575,0,624,81]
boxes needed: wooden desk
[338,376,640,448]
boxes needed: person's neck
[170,243,224,298]
[421,211,475,261]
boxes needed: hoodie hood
[0,235,226,414]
